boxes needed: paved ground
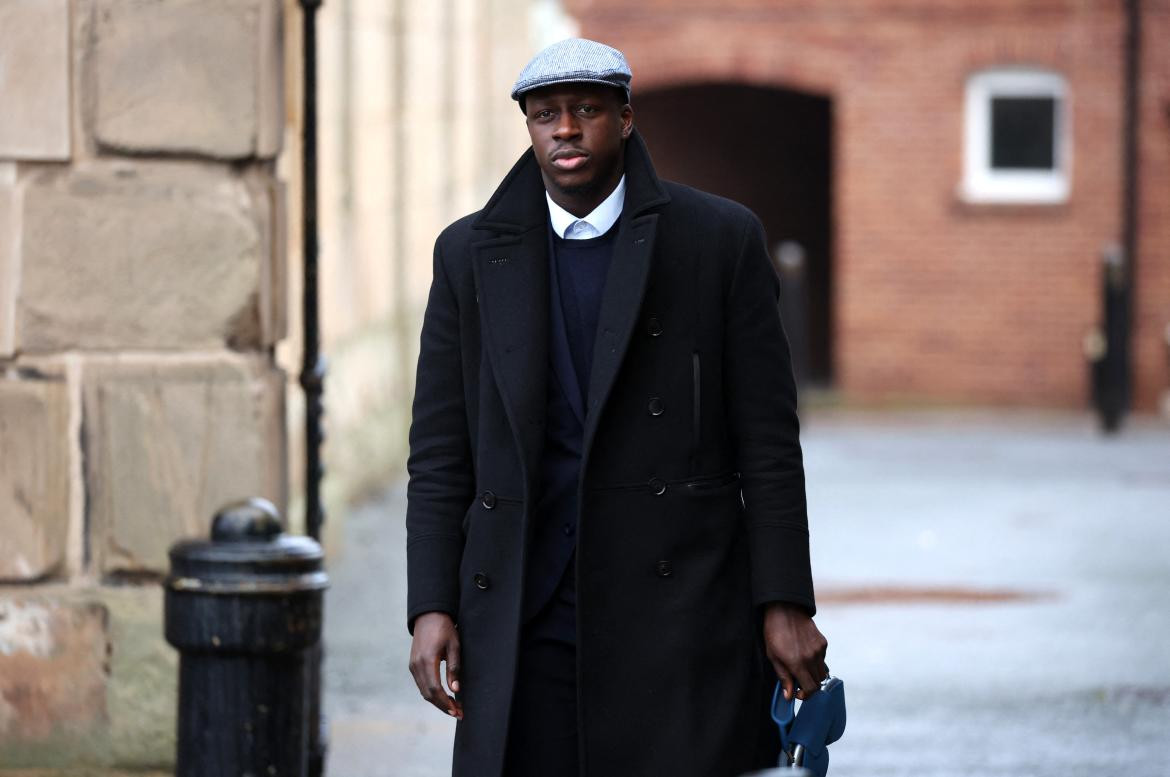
[323,409,1170,776]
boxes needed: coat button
[481,491,496,509]
[648,396,664,416]
[562,523,575,537]
[473,573,490,590]
[647,316,663,337]
[656,560,674,578]
[648,477,667,496]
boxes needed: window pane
[990,96,1056,170]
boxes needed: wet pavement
[323,409,1170,776]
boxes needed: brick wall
[570,0,1170,411]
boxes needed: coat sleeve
[405,237,475,634]
[723,213,816,617]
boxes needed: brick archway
[634,81,836,386]
[630,53,843,104]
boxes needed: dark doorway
[634,83,834,387]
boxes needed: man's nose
[551,112,581,140]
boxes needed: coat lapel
[470,151,550,493]
[580,212,658,458]
[581,131,670,461]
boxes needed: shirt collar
[545,174,626,239]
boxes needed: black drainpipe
[1101,0,1142,431]
[1119,0,1143,424]
[1119,0,1142,418]
[298,0,327,774]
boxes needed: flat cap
[511,38,632,107]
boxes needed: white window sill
[957,177,1070,205]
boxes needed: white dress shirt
[546,175,626,240]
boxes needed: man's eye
[537,110,554,120]
[577,105,597,114]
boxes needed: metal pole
[298,1,327,774]
[299,0,326,540]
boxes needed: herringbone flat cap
[511,38,632,105]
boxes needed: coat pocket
[690,351,701,471]
[684,471,741,495]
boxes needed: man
[406,38,828,777]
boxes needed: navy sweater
[523,222,619,641]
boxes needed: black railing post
[1094,244,1127,431]
[298,1,327,774]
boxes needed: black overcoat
[406,130,815,777]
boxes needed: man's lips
[550,149,589,171]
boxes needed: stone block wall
[0,0,287,769]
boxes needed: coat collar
[546,174,626,238]
[472,129,671,234]
[469,130,671,500]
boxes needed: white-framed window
[960,67,1070,204]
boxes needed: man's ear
[620,104,634,139]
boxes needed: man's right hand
[409,612,463,719]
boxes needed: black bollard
[774,240,810,387]
[164,498,327,777]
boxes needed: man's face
[524,83,633,201]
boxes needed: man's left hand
[763,602,829,701]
